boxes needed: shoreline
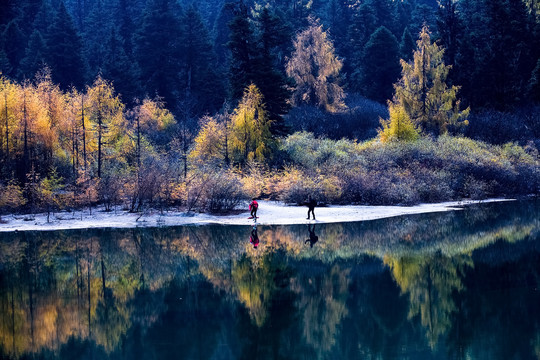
[0,199,515,233]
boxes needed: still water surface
[0,200,539,359]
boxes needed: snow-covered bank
[0,199,514,233]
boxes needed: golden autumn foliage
[229,84,274,164]
[286,17,345,112]
[392,26,469,136]
[379,102,420,142]
[189,115,226,165]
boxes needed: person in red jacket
[249,198,258,219]
[250,226,259,248]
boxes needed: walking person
[306,196,317,220]
[249,198,258,219]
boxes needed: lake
[0,200,539,359]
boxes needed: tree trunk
[81,94,87,171]
[97,94,103,179]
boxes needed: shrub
[187,169,248,213]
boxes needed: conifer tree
[102,27,140,105]
[213,1,235,73]
[359,26,401,103]
[180,5,224,115]
[436,0,461,68]
[0,50,12,76]
[255,7,291,136]
[32,0,52,37]
[392,25,469,136]
[45,1,86,90]
[227,1,257,102]
[83,0,110,78]
[3,20,25,78]
[286,17,345,112]
[19,30,47,79]
[86,76,125,178]
[229,84,274,164]
[348,2,378,86]
[135,0,183,109]
[529,58,540,102]
[399,27,415,62]
[116,0,136,57]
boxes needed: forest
[0,0,539,216]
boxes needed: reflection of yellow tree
[293,264,351,356]
[384,252,473,349]
[231,253,277,327]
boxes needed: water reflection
[0,200,538,359]
[304,223,319,248]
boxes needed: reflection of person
[249,198,258,219]
[250,226,259,248]
[305,223,318,248]
[306,196,317,220]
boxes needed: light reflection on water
[0,200,539,359]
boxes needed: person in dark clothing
[306,196,317,220]
[249,198,258,219]
[305,223,319,248]
[250,225,259,248]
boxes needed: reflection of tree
[0,200,538,358]
[293,264,351,357]
[385,251,473,349]
[231,250,290,328]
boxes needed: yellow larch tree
[391,25,469,136]
[229,84,274,164]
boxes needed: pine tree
[180,5,224,115]
[436,0,462,68]
[529,58,540,102]
[392,25,469,135]
[19,30,47,79]
[213,1,235,73]
[227,1,257,102]
[32,0,52,36]
[255,7,291,136]
[359,26,401,103]
[83,0,110,78]
[368,0,396,35]
[135,0,183,109]
[0,50,12,76]
[399,27,415,62]
[3,20,25,78]
[102,27,140,105]
[116,0,136,57]
[348,3,377,91]
[45,1,86,90]
[286,17,345,112]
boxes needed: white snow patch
[0,199,514,232]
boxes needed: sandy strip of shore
[0,199,512,232]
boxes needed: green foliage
[38,167,64,220]
[278,133,539,205]
[189,115,226,166]
[392,26,469,136]
[379,102,420,143]
[229,84,275,164]
[358,26,401,103]
[45,2,86,90]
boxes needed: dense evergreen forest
[0,0,539,216]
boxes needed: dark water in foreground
[0,200,539,359]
